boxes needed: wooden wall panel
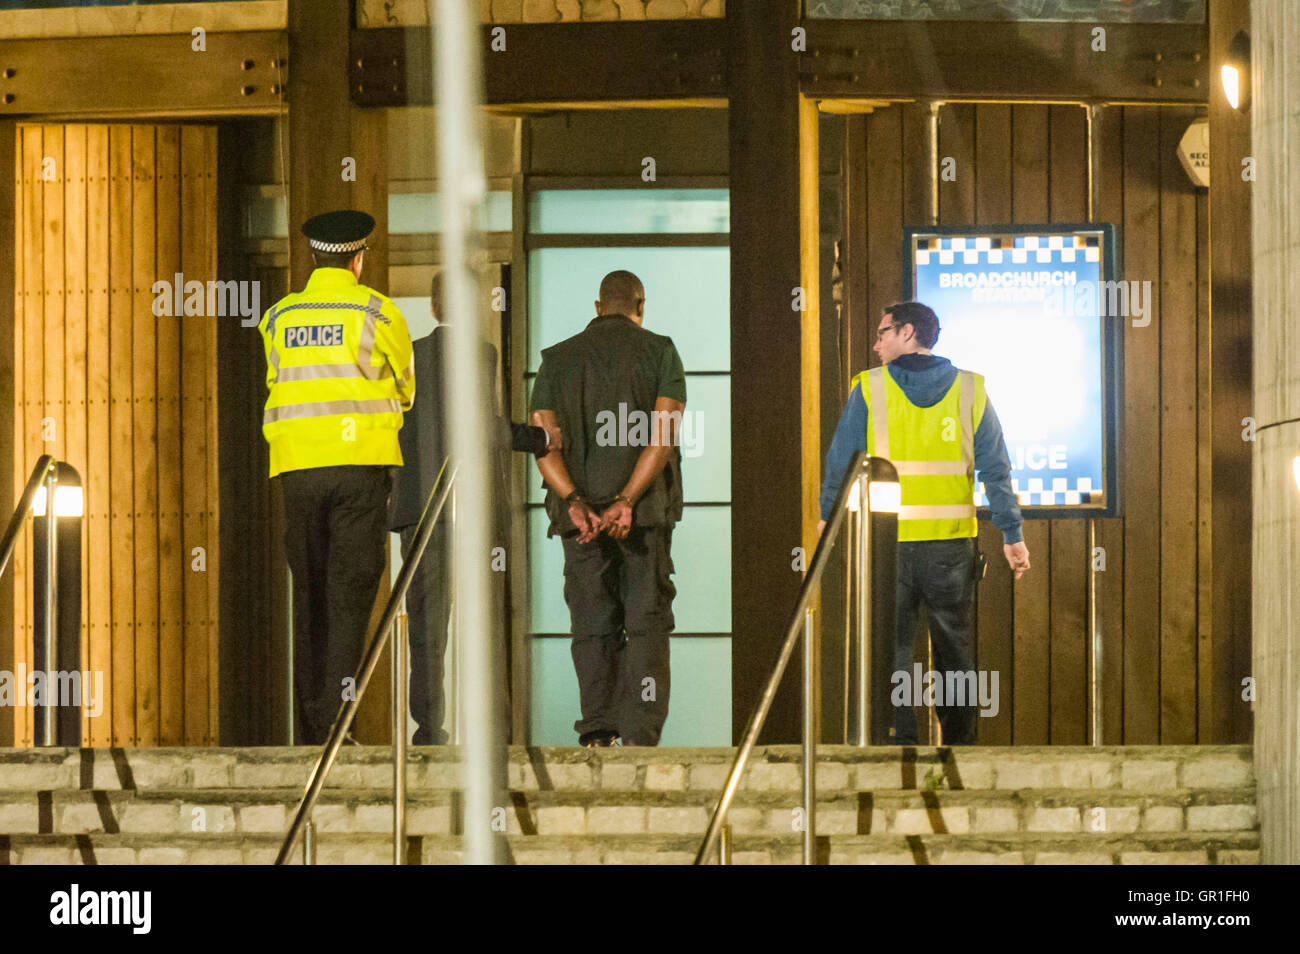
[1008,103,1051,745]
[1156,107,1200,744]
[64,126,89,744]
[108,122,135,744]
[202,126,220,746]
[899,101,936,744]
[132,125,160,746]
[971,103,1014,745]
[10,123,220,747]
[84,124,111,747]
[838,102,1214,743]
[180,125,211,746]
[156,126,184,745]
[1120,106,1162,745]
[0,121,15,748]
[18,124,43,746]
[1093,104,1126,748]
[1046,105,1088,745]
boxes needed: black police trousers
[399,522,452,745]
[892,537,980,746]
[560,524,675,746]
[278,464,393,746]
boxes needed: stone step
[0,786,1259,837]
[0,744,1255,793]
[0,830,1260,866]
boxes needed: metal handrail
[693,451,872,865]
[276,459,457,866]
[0,455,56,583]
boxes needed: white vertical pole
[433,0,504,864]
[927,102,942,746]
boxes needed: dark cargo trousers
[399,522,452,745]
[892,536,980,746]
[279,464,393,746]
[561,524,675,746]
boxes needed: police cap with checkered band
[302,209,375,255]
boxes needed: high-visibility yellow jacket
[852,364,986,542]
[258,267,415,477]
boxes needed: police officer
[819,301,1029,745]
[259,210,415,746]
[531,270,686,747]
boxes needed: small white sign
[1178,119,1210,189]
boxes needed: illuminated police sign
[904,224,1122,519]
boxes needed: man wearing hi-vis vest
[819,301,1029,746]
[258,210,415,746]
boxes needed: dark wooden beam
[802,21,1208,103]
[729,0,805,745]
[286,0,394,745]
[1207,0,1252,745]
[351,20,727,107]
[0,119,15,747]
[0,32,285,118]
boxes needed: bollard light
[31,462,83,747]
[848,459,902,513]
[866,456,901,513]
[31,483,84,518]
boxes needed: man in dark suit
[388,272,556,744]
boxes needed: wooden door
[11,123,220,746]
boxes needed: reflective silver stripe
[356,294,387,381]
[899,504,977,520]
[959,370,974,470]
[266,306,282,376]
[263,397,401,424]
[274,302,367,315]
[275,363,369,383]
[892,460,970,476]
[867,367,889,459]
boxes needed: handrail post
[276,463,456,865]
[393,607,408,865]
[693,453,873,864]
[801,607,817,865]
[855,472,871,746]
[39,464,58,747]
[0,455,56,586]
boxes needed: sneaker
[579,730,619,748]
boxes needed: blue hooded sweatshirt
[819,353,1023,545]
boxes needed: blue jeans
[892,537,979,745]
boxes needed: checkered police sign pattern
[915,234,1102,268]
[975,476,1097,508]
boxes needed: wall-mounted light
[1293,455,1300,495]
[1221,30,1251,112]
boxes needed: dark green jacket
[531,313,687,536]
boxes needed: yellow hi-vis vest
[852,364,987,542]
[259,267,415,477]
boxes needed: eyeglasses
[875,323,896,342]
